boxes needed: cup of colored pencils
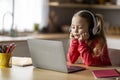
[0,43,16,68]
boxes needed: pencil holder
[0,53,12,68]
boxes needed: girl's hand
[70,32,74,39]
[70,32,80,39]
[70,33,78,45]
[70,32,78,45]
[78,32,90,41]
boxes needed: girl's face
[71,16,89,37]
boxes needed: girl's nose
[75,27,78,33]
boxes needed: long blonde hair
[70,11,107,55]
[92,14,106,47]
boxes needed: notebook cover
[92,69,120,79]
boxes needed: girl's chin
[74,36,79,39]
[73,33,80,36]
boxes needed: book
[92,69,120,79]
[12,57,32,67]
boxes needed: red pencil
[6,45,10,53]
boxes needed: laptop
[27,39,85,73]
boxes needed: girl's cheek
[79,29,89,34]
[71,29,75,33]
[78,30,84,34]
[71,29,78,33]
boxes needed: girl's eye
[78,27,82,29]
[78,25,84,29]
[72,26,75,29]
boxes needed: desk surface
[0,64,120,80]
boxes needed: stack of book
[12,57,32,67]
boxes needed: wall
[92,9,120,26]
[0,41,30,57]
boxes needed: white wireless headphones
[76,10,101,35]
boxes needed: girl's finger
[83,33,86,40]
[70,33,74,38]
[79,35,82,41]
[84,32,89,40]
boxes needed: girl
[67,10,111,66]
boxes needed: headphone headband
[76,10,100,35]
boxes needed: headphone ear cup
[89,27,94,36]
[93,17,101,35]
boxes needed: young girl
[67,10,111,66]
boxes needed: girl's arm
[78,41,111,66]
[67,39,80,64]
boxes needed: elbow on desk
[84,62,93,66]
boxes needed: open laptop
[27,39,85,73]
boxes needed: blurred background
[0,0,120,35]
[0,0,120,57]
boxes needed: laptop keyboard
[67,65,85,71]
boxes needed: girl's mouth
[73,33,80,36]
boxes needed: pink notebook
[92,69,120,79]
